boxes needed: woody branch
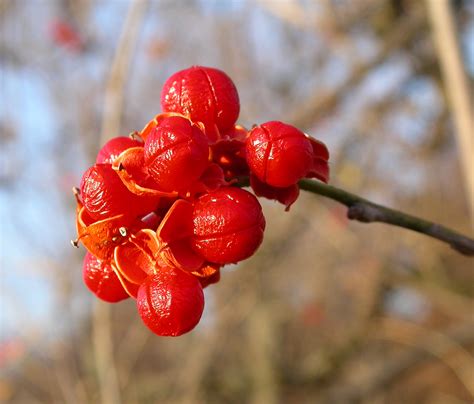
[238,178,474,256]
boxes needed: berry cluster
[74,66,329,336]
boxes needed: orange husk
[191,262,220,278]
[305,136,330,183]
[114,228,166,284]
[157,199,194,242]
[139,112,206,141]
[250,174,300,211]
[112,147,178,199]
[111,263,139,298]
[156,199,204,272]
[210,125,249,180]
[76,206,130,261]
[195,266,221,288]
[187,163,229,197]
[161,239,204,272]
[220,124,247,142]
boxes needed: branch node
[347,203,381,223]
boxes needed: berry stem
[237,177,474,256]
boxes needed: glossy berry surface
[161,66,240,139]
[246,121,313,188]
[96,136,142,164]
[192,187,265,264]
[82,252,129,303]
[137,267,204,336]
[144,115,209,193]
[80,164,133,220]
[80,163,150,220]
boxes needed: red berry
[49,19,83,52]
[137,267,204,336]
[96,136,142,164]
[80,164,153,220]
[144,115,209,193]
[161,66,240,140]
[246,121,313,188]
[82,252,129,303]
[192,188,265,264]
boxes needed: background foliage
[1,0,473,403]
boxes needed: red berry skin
[161,66,240,139]
[80,164,152,221]
[246,121,313,188]
[96,136,142,165]
[137,268,204,336]
[144,115,209,193]
[82,252,129,303]
[192,188,265,264]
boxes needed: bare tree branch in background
[3,1,473,402]
[377,317,474,397]
[426,0,474,225]
[289,6,426,129]
[94,1,148,404]
[100,0,148,145]
[325,320,474,403]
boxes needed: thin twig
[237,178,474,256]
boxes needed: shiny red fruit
[137,267,204,336]
[246,121,313,188]
[144,115,209,193]
[192,187,265,264]
[80,164,153,221]
[82,252,129,303]
[161,66,240,141]
[96,136,142,164]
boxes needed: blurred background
[1,0,473,403]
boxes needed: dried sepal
[210,126,249,181]
[305,136,330,183]
[250,174,300,211]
